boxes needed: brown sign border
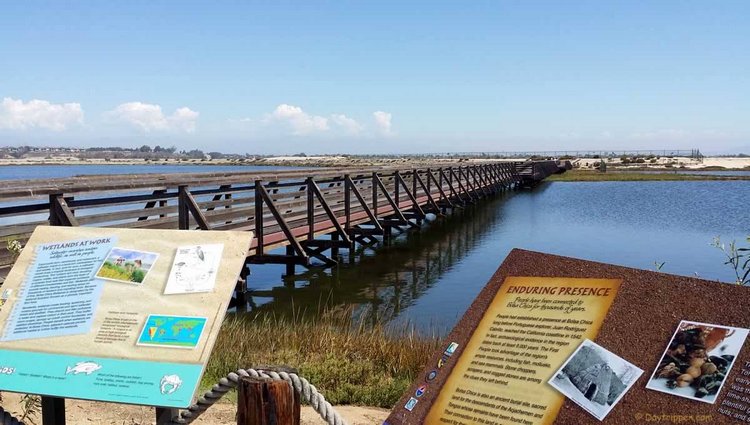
[386,248,750,425]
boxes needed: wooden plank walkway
[0,160,565,281]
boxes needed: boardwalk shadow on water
[243,191,514,331]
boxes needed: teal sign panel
[0,349,203,408]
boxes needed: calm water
[245,181,750,333]
[0,164,306,180]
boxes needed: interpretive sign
[424,277,621,424]
[0,226,252,408]
[386,249,750,424]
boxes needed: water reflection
[245,180,749,334]
[245,192,512,326]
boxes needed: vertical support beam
[49,193,78,227]
[45,192,78,424]
[431,168,453,210]
[42,396,66,425]
[411,169,421,224]
[394,172,400,207]
[138,189,167,221]
[257,183,307,259]
[475,166,489,195]
[373,174,408,224]
[412,169,418,200]
[285,245,295,278]
[415,171,441,214]
[308,178,351,244]
[345,175,382,232]
[344,174,351,231]
[331,232,340,258]
[177,185,190,230]
[254,180,265,256]
[450,168,473,202]
[179,185,212,230]
[235,265,250,313]
[306,178,315,241]
[395,171,425,218]
[372,172,378,218]
[426,168,432,198]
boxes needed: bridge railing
[0,160,562,278]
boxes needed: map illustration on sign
[136,315,207,349]
[163,244,223,294]
[96,247,158,284]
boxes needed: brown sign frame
[386,249,750,425]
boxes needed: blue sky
[1,1,748,154]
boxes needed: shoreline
[1,156,749,170]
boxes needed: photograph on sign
[136,314,207,349]
[163,244,223,294]
[549,339,643,421]
[96,247,159,284]
[646,320,749,404]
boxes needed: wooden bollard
[237,376,301,425]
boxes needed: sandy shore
[0,392,389,425]
[573,156,750,170]
[1,156,748,170]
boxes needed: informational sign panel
[0,226,252,408]
[387,249,750,425]
[424,277,621,424]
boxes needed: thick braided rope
[171,368,347,425]
[0,406,23,425]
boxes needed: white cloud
[330,114,363,135]
[373,111,393,136]
[269,104,329,135]
[0,97,84,131]
[105,102,199,133]
[242,104,391,138]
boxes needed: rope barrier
[0,367,346,425]
[170,368,348,425]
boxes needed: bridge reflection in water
[244,191,513,328]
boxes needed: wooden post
[237,376,300,425]
[177,185,190,230]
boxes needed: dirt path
[0,393,389,425]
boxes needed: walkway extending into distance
[0,160,566,293]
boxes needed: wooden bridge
[0,160,565,288]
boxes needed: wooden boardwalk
[0,160,565,282]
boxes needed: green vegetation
[96,261,145,283]
[203,309,441,407]
[712,236,750,286]
[546,170,750,182]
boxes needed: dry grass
[203,308,441,407]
